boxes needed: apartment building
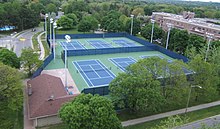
[152,11,220,40]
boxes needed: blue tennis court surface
[60,41,85,50]
[73,60,115,87]
[140,55,173,63]
[87,40,112,49]
[110,57,136,71]
[112,39,137,47]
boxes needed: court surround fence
[40,33,189,95]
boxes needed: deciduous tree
[20,48,42,76]
[59,94,122,129]
[0,48,20,69]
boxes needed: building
[152,11,220,39]
[26,74,78,127]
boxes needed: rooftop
[27,74,77,119]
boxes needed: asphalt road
[14,28,43,57]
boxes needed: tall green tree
[125,18,141,35]
[0,49,20,69]
[57,15,73,29]
[110,57,165,112]
[20,48,42,76]
[141,23,164,43]
[0,63,23,111]
[188,55,219,102]
[66,13,78,27]
[59,94,122,129]
[78,19,92,33]
[46,3,57,14]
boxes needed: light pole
[205,32,213,62]
[64,35,71,87]
[53,22,57,60]
[50,18,53,54]
[150,19,155,43]
[165,23,172,49]
[130,14,134,35]
[45,13,48,40]
[185,85,202,115]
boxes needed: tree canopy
[0,48,20,69]
[20,48,42,76]
[0,63,23,111]
[59,94,122,129]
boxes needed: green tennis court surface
[55,37,143,50]
[45,51,174,91]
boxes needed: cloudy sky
[184,0,220,2]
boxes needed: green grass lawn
[36,105,220,129]
[124,105,220,129]
[32,32,42,51]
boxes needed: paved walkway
[122,100,220,127]
[38,31,45,60]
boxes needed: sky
[184,0,220,2]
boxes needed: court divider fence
[32,33,189,95]
[82,86,109,96]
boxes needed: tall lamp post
[53,22,57,60]
[50,18,53,54]
[165,23,172,49]
[130,14,134,35]
[150,19,155,43]
[205,32,214,62]
[64,35,71,87]
[185,85,202,115]
[45,13,48,39]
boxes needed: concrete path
[23,79,35,129]
[177,114,220,129]
[122,100,220,127]
[37,32,45,60]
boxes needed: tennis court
[87,40,113,49]
[109,57,137,72]
[73,60,115,87]
[60,41,85,50]
[112,39,138,47]
[141,54,173,63]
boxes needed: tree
[46,3,57,14]
[20,48,42,76]
[59,94,122,129]
[0,48,20,69]
[169,29,189,54]
[109,57,165,112]
[82,16,99,31]
[57,15,73,29]
[0,63,23,111]
[78,19,92,33]
[188,34,206,51]
[125,18,141,35]
[101,10,122,30]
[107,19,123,32]
[188,55,219,102]
[131,7,145,16]
[141,23,164,42]
[66,13,78,27]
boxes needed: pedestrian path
[122,100,220,127]
[38,32,45,60]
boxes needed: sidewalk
[37,31,45,60]
[122,100,220,127]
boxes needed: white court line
[74,61,94,87]
[90,65,101,78]
[96,59,116,78]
